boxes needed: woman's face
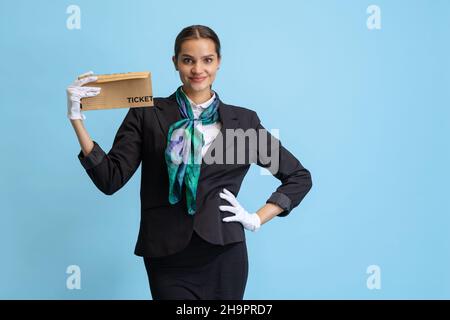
[173,38,221,94]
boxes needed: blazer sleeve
[252,111,312,217]
[77,107,143,195]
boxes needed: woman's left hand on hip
[219,188,261,232]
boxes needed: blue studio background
[1,0,449,299]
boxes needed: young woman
[67,25,312,300]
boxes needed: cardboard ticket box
[79,71,153,110]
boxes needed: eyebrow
[181,54,215,58]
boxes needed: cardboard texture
[79,71,153,110]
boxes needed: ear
[172,56,178,71]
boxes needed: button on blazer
[78,90,313,257]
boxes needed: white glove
[66,71,101,120]
[219,188,261,232]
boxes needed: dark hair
[174,25,221,61]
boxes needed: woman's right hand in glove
[66,71,101,120]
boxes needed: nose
[191,61,204,75]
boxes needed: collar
[180,86,216,109]
[154,90,239,141]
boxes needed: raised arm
[67,71,143,195]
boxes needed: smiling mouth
[190,77,206,82]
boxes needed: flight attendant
[67,25,312,300]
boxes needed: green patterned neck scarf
[165,86,220,215]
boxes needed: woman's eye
[182,58,213,64]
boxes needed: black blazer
[77,90,313,257]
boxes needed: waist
[144,231,243,268]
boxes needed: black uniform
[77,89,312,299]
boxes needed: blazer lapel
[210,98,240,167]
[153,92,181,139]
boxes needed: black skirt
[143,231,248,300]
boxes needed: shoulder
[225,103,257,117]
[222,102,260,127]
[153,96,171,105]
[136,96,173,116]
[151,96,172,109]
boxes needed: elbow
[95,182,118,196]
[102,189,115,196]
[301,171,313,200]
[295,167,312,194]
[102,186,119,196]
[294,169,313,201]
[306,170,313,192]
